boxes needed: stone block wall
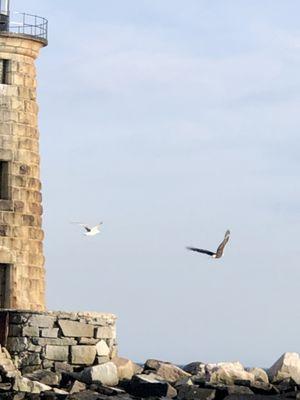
[0,310,117,374]
[0,33,47,310]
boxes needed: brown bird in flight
[187,230,230,258]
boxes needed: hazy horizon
[12,0,300,367]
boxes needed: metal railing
[8,12,48,41]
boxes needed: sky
[11,0,300,367]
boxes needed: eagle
[187,230,230,258]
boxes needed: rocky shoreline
[1,349,300,399]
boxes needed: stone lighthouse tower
[0,1,47,310]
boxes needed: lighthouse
[0,0,48,310]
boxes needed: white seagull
[72,222,103,236]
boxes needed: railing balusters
[7,12,47,41]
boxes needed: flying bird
[187,230,230,258]
[72,222,103,236]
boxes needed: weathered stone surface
[249,367,269,384]
[41,328,59,338]
[32,337,77,346]
[250,381,279,395]
[112,356,141,380]
[69,380,87,394]
[209,362,254,385]
[78,338,98,345]
[58,320,94,338]
[130,373,176,398]
[96,356,110,364]
[183,361,206,376]
[13,376,52,393]
[67,390,105,400]
[268,352,300,384]
[95,326,115,339]
[7,337,28,352]
[54,362,74,373]
[28,315,56,328]
[95,340,110,356]
[0,382,12,391]
[227,385,254,395]
[177,386,216,400]
[80,362,119,386]
[24,369,61,386]
[144,359,190,383]
[22,326,39,337]
[71,346,96,365]
[45,345,69,362]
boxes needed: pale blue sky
[12,0,300,367]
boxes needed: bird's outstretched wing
[70,222,91,232]
[186,247,215,256]
[215,230,230,258]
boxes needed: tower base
[0,310,117,374]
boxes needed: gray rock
[78,338,98,345]
[7,337,28,352]
[71,345,96,365]
[80,362,119,386]
[32,337,77,346]
[22,326,39,337]
[69,380,87,394]
[227,385,254,395]
[95,326,116,339]
[24,369,61,386]
[67,390,105,400]
[58,320,94,338]
[45,345,69,361]
[183,361,206,376]
[13,376,52,393]
[177,385,216,400]
[41,328,59,338]
[28,315,56,328]
[19,353,41,367]
[250,381,279,395]
[144,359,190,383]
[0,382,12,391]
[112,356,142,380]
[54,362,74,373]
[268,352,300,384]
[130,373,176,398]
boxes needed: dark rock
[227,386,254,395]
[67,390,106,400]
[276,378,298,393]
[24,369,61,386]
[0,382,12,391]
[130,373,176,398]
[177,385,216,400]
[54,362,74,373]
[250,381,280,395]
[183,362,206,376]
[234,380,251,387]
[223,395,284,400]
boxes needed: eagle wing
[215,230,230,258]
[186,247,215,256]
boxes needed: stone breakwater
[0,351,299,399]
[0,310,117,374]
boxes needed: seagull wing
[70,222,91,232]
[186,247,215,256]
[215,230,230,258]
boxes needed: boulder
[209,362,254,385]
[249,367,269,384]
[130,373,177,398]
[13,376,52,393]
[67,390,105,400]
[183,361,206,376]
[80,362,119,386]
[112,356,141,380]
[177,385,216,400]
[144,359,190,383]
[69,380,87,394]
[268,352,300,384]
[24,369,61,386]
